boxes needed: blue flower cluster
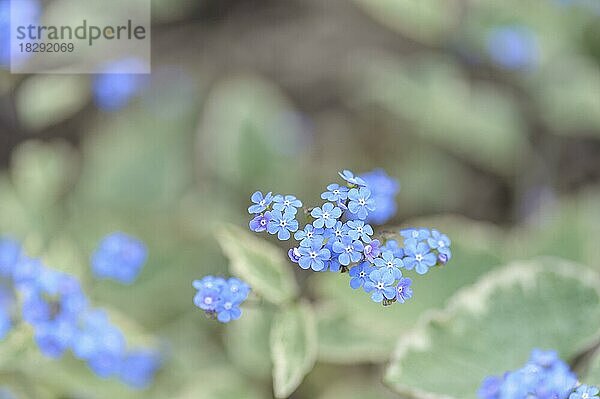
[193,276,250,323]
[248,169,451,306]
[0,237,160,389]
[478,349,598,399]
[91,232,148,284]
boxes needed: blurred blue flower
[359,169,400,224]
[346,220,373,243]
[249,211,271,232]
[0,0,41,68]
[403,241,437,275]
[349,261,375,289]
[0,238,20,277]
[298,239,331,271]
[311,202,342,229]
[486,25,539,70]
[364,269,396,303]
[347,187,375,220]
[93,58,149,111]
[0,308,10,340]
[33,318,76,358]
[267,210,299,240]
[91,232,148,284]
[395,277,412,303]
[478,348,580,399]
[332,236,364,266]
[321,183,349,202]
[373,251,403,280]
[248,191,273,214]
[272,195,302,215]
[119,350,161,389]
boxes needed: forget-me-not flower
[267,210,298,240]
[364,269,396,303]
[403,241,437,275]
[248,191,273,214]
[347,187,376,220]
[332,236,364,266]
[311,203,342,229]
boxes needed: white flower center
[387,261,393,268]
[309,251,317,259]
[204,297,213,305]
[345,245,353,253]
[411,231,419,238]
[260,219,267,226]
[224,302,232,310]
[322,212,330,219]
[333,189,340,195]
[377,282,384,289]
[357,227,363,233]
[365,244,372,253]
[359,271,365,277]
[259,200,265,206]
[438,240,445,248]
[397,286,403,294]
[307,231,313,238]
[284,200,290,206]
[280,220,287,227]
[358,199,366,206]
[415,254,423,262]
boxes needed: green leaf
[224,307,273,379]
[271,300,317,399]
[216,225,299,305]
[384,258,600,399]
[583,349,600,385]
[16,75,90,130]
[316,305,394,364]
[353,55,527,175]
[351,0,459,45]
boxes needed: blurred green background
[1,0,600,398]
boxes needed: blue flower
[0,238,20,277]
[349,262,375,289]
[248,191,273,214]
[478,376,502,399]
[363,239,381,262]
[570,385,600,399]
[332,236,364,266]
[403,241,437,275]
[338,170,367,186]
[427,229,451,256]
[373,251,403,280]
[267,210,299,240]
[192,276,226,291]
[91,232,148,284]
[486,25,538,71]
[0,308,11,340]
[288,247,301,263]
[33,319,75,358]
[395,278,412,303]
[359,169,400,224]
[364,269,396,302]
[437,253,450,265]
[323,221,348,241]
[249,212,271,232]
[347,187,376,220]
[225,277,251,301]
[294,225,325,247]
[382,239,404,259]
[400,228,430,242]
[272,195,302,214]
[93,58,149,111]
[193,288,221,311]
[215,294,243,323]
[346,220,373,242]
[298,239,331,271]
[321,184,349,202]
[311,203,342,229]
[118,350,161,389]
